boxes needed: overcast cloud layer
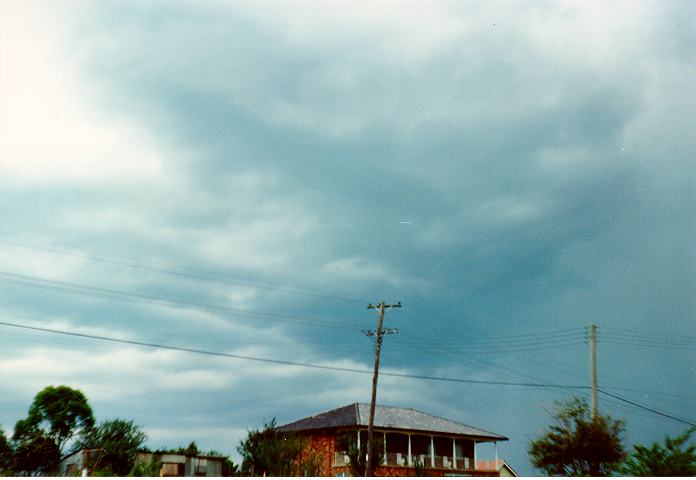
[1,0,695,474]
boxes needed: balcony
[333,451,475,472]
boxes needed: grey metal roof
[279,403,507,441]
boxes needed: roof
[279,403,507,441]
[477,460,519,477]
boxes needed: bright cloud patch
[0,2,163,183]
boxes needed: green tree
[77,419,148,476]
[237,419,307,476]
[0,427,13,476]
[15,385,95,454]
[621,426,696,476]
[175,441,200,456]
[10,429,60,476]
[528,397,626,476]
[128,457,162,477]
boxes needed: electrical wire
[600,326,696,342]
[2,319,693,427]
[597,389,695,427]
[0,235,363,303]
[0,270,355,330]
[0,319,590,390]
[599,340,696,351]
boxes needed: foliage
[77,418,148,476]
[10,429,61,477]
[298,450,322,476]
[528,397,626,476]
[0,428,13,476]
[15,385,95,454]
[237,418,307,476]
[174,441,200,456]
[337,432,384,476]
[128,458,162,477]
[620,426,696,476]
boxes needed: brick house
[279,403,512,477]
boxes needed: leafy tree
[128,457,162,477]
[10,429,60,476]
[237,419,307,476]
[77,419,148,476]
[174,441,200,456]
[15,385,95,454]
[0,427,13,476]
[528,397,626,476]
[621,426,696,476]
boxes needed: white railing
[333,450,474,471]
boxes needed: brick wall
[298,430,501,477]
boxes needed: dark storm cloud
[1,0,694,473]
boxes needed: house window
[194,458,208,476]
[336,472,348,477]
[161,462,184,476]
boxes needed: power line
[408,330,585,348]
[592,384,696,402]
[0,271,354,330]
[597,388,695,427]
[396,336,586,355]
[405,303,586,393]
[3,319,693,427]
[0,236,363,303]
[599,338,696,350]
[600,326,696,342]
[0,320,589,390]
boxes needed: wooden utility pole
[364,301,400,476]
[590,323,598,419]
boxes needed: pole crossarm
[362,328,399,336]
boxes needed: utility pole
[590,323,598,420]
[364,301,400,476]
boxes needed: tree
[528,397,626,476]
[0,427,13,476]
[237,419,308,476]
[10,429,60,477]
[128,457,162,477]
[174,441,200,456]
[15,386,95,454]
[77,419,148,476]
[621,426,696,476]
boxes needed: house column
[430,436,435,468]
[407,434,412,466]
[494,441,498,464]
[357,430,361,451]
[452,438,457,469]
[383,432,387,465]
[473,441,477,471]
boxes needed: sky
[1,0,695,475]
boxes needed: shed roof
[279,403,507,441]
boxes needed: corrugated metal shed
[279,403,507,441]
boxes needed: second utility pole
[590,323,598,419]
[365,301,400,476]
